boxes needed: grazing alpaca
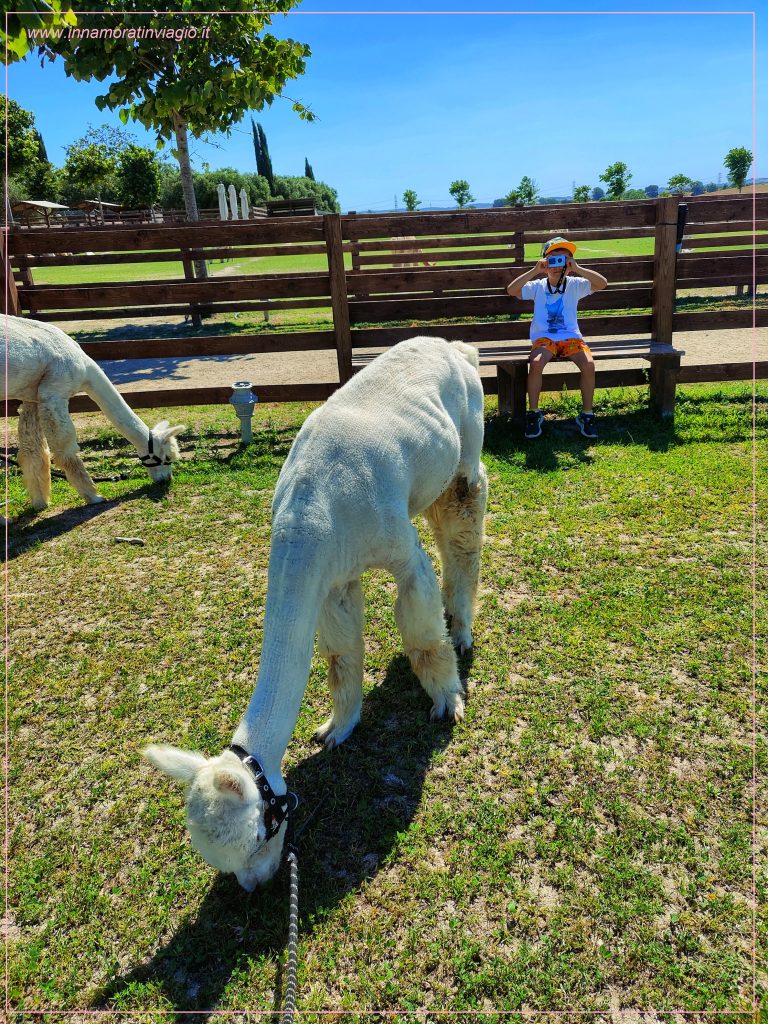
[3,316,185,510]
[146,335,488,890]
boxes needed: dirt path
[97,326,764,394]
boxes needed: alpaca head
[139,420,186,483]
[143,744,286,889]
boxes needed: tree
[599,161,632,200]
[251,118,263,181]
[253,121,276,196]
[449,180,474,208]
[591,186,605,201]
[403,189,420,212]
[1,99,59,214]
[304,157,315,180]
[723,147,753,192]
[623,188,648,200]
[272,175,339,213]
[117,145,161,208]
[17,2,314,261]
[4,1,77,62]
[158,166,272,210]
[691,181,704,196]
[505,175,539,206]
[644,184,659,199]
[667,174,694,195]
[705,182,719,193]
[572,185,591,203]
[61,137,119,211]
[1,100,41,179]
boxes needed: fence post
[180,247,203,327]
[651,195,680,345]
[2,231,21,317]
[324,213,353,384]
[514,229,525,266]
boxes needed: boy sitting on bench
[506,236,608,439]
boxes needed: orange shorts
[531,337,591,361]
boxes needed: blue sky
[8,0,763,211]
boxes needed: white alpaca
[3,316,185,510]
[146,336,488,890]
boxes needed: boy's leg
[570,348,595,413]
[528,344,555,410]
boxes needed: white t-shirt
[521,276,592,341]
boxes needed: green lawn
[30,231,767,287]
[7,382,765,1021]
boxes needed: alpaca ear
[212,769,249,801]
[153,420,186,442]
[144,744,207,783]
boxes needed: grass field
[29,233,768,287]
[7,381,765,1020]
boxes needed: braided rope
[282,847,300,1023]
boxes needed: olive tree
[403,189,420,212]
[723,147,753,192]
[599,161,632,200]
[449,180,474,208]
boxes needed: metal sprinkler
[229,381,258,444]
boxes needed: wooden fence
[3,194,766,412]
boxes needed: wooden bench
[351,337,685,419]
[492,338,685,420]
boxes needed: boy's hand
[566,257,579,275]
[535,257,548,273]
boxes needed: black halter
[229,744,298,840]
[139,432,164,468]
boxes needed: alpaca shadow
[91,650,472,1019]
[4,481,170,562]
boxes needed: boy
[506,236,608,439]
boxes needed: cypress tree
[304,157,315,180]
[33,128,48,163]
[256,122,275,195]
[251,117,263,177]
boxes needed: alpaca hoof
[314,714,359,749]
[31,501,48,512]
[450,624,473,654]
[430,691,465,724]
[86,495,106,505]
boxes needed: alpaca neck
[232,534,328,791]
[83,364,149,449]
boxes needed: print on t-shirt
[545,294,566,336]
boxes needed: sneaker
[525,410,545,439]
[575,412,598,439]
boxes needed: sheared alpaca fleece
[3,315,185,509]
[146,335,489,890]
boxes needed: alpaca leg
[16,403,52,511]
[394,537,464,723]
[37,397,103,505]
[424,463,488,653]
[315,579,365,749]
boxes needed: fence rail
[3,194,767,411]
